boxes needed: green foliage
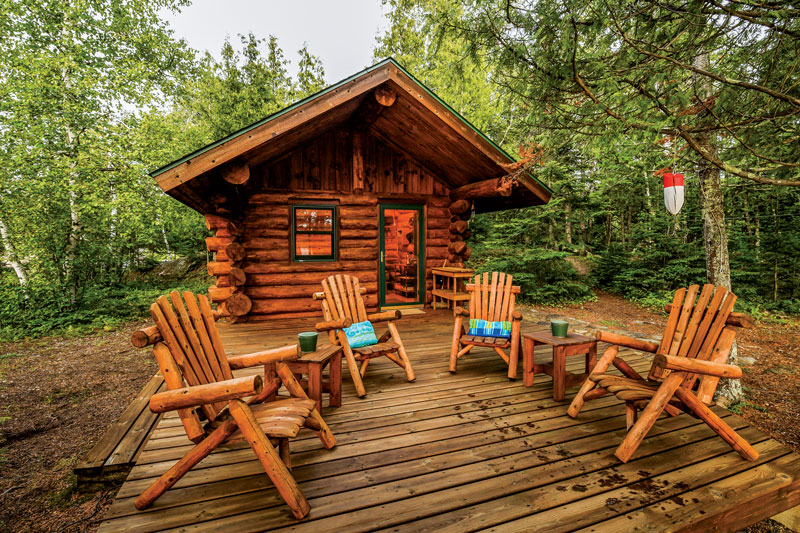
[467,212,594,305]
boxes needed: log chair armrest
[653,354,743,379]
[367,310,402,324]
[596,330,659,353]
[228,344,299,370]
[511,310,522,321]
[315,317,353,332]
[149,375,263,413]
[454,307,470,318]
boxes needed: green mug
[298,331,318,353]
[550,320,569,338]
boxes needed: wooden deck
[99,310,800,532]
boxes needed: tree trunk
[61,19,81,304]
[0,216,28,285]
[694,49,740,404]
[564,202,572,246]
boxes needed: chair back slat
[343,275,359,321]
[195,293,233,380]
[318,275,369,331]
[466,272,520,322]
[150,302,201,387]
[168,292,216,385]
[677,284,715,357]
[152,342,204,442]
[667,284,700,355]
[695,290,737,362]
[657,288,686,355]
[693,326,738,403]
[351,277,369,322]
[488,272,500,321]
[182,292,224,381]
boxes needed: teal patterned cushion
[468,319,512,339]
[343,320,378,348]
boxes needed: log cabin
[150,58,552,321]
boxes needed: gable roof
[151,58,551,213]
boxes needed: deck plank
[98,310,800,532]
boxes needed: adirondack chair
[312,274,415,398]
[449,272,522,379]
[131,291,336,519]
[567,284,758,463]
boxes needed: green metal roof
[150,57,552,197]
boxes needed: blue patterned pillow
[343,321,378,348]
[468,319,512,339]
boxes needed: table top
[523,330,596,346]
[296,344,342,363]
[432,268,474,278]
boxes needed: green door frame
[379,204,426,308]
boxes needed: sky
[162,0,390,84]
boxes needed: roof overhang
[150,58,552,214]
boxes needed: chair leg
[279,438,292,471]
[508,320,521,379]
[337,331,367,397]
[360,358,369,377]
[388,321,415,381]
[275,364,336,449]
[615,372,685,463]
[674,387,759,461]
[228,400,311,520]
[134,419,238,510]
[625,401,638,431]
[567,345,619,418]
[450,316,463,373]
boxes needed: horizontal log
[449,199,471,215]
[312,286,368,300]
[149,375,262,413]
[367,310,402,323]
[207,261,231,277]
[247,249,290,262]
[340,247,378,261]
[242,261,376,274]
[427,207,451,219]
[653,353,742,379]
[315,317,353,332]
[450,177,513,201]
[596,330,659,353]
[205,236,232,252]
[663,304,754,328]
[339,206,378,218]
[339,229,378,240]
[246,271,377,285]
[208,285,234,303]
[245,284,375,300]
[244,227,289,239]
[462,229,472,240]
[227,344,299,369]
[340,217,379,231]
[252,294,378,315]
[246,205,291,217]
[426,238,450,248]
[249,192,377,206]
[247,310,338,321]
[244,219,290,231]
[340,237,378,249]
[462,246,472,261]
[131,325,161,348]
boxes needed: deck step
[74,373,164,492]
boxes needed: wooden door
[379,204,425,307]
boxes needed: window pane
[295,208,333,231]
[295,233,333,257]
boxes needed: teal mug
[550,320,569,338]
[298,331,318,353]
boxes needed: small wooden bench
[74,373,164,492]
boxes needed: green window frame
[291,205,337,262]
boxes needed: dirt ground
[0,293,797,532]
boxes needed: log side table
[522,331,597,401]
[285,344,343,411]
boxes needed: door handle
[380,251,384,263]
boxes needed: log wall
[205,127,466,321]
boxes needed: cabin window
[292,205,337,261]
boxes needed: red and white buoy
[663,172,684,215]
